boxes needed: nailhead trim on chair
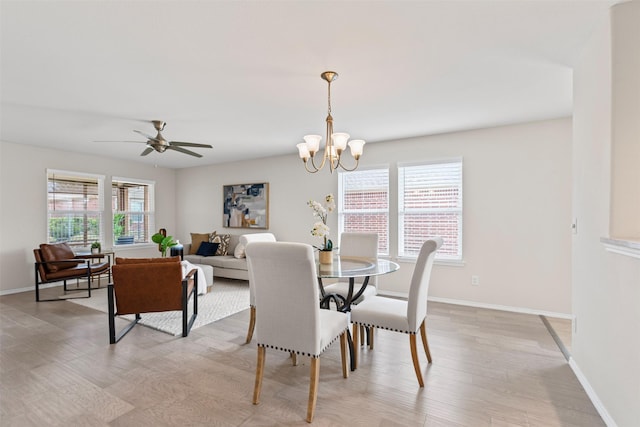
[352,322,418,335]
[257,327,348,358]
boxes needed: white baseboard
[0,285,35,296]
[1,280,92,296]
[568,357,618,427]
[384,293,573,319]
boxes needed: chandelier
[296,71,365,173]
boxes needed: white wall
[572,3,640,426]
[0,141,177,293]
[1,118,573,315]
[176,118,573,315]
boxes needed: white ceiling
[1,0,617,169]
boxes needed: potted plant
[308,194,336,264]
[152,232,178,257]
[91,241,101,254]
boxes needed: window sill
[601,237,640,259]
[113,243,156,249]
[395,256,465,267]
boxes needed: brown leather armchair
[108,257,198,344]
[34,242,111,302]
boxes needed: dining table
[316,255,399,370]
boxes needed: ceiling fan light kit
[296,71,365,174]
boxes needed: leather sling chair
[108,257,198,343]
[34,242,111,302]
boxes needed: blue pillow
[196,242,219,257]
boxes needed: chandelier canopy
[296,71,365,173]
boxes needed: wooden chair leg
[253,346,266,405]
[307,357,320,423]
[246,306,256,343]
[369,326,374,350]
[360,325,365,346]
[340,331,348,378]
[291,352,298,366]
[409,334,424,387]
[352,324,359,370]
[420,320,432,363]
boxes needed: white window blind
[338,168,389,255]
[112,177,155,245]
[398,160,463,260]
[47,170,104,246]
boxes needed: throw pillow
[196,242,219,257]
[190,232,212,255]
[210,233,231,256]
[234,243,246,259]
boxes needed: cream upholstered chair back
[322,232,380,310]
[339,232,379,286]
[241,233,277,344]
[247,241,323,355]
[407,237,443,333]
[240,233,277,306]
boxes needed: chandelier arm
[303,160,321,173]
[309,147,328,171]
[336,157,360,172]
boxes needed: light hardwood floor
[1,282,603,426]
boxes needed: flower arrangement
[308,193,336,251]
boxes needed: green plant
[91,241,101,249]
[113,213,126,237]
[152,232,178,257]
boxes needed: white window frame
[338,166,390,256]
[398,158,463,263]
[46,169,105,247]
[112,177,155,246]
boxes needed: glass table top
[316,256,399,279]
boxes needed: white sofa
[184,233,270,281]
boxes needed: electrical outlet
[471,275,480,286]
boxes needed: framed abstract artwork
[223,183,269,229]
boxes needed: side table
[170,244,184,260]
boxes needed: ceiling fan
[106,120,213,158]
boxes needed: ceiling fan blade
[133,129,158,141]
[140,147,154,156]
[166,145,203,158]
[169,141,213,149]
[93,140,148,143]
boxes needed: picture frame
[223,183,269,229]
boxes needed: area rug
[69,279,250,336]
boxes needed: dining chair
[246,241,349,423]
[321,232,378,346]
[350,237,442,387]
[321,232,379,304]
[240,232,277,343]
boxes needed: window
[398,160,463,261]
[338,168,389,255]
[112,177,155,245]
[47,170,104,246]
